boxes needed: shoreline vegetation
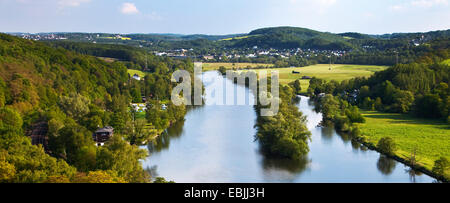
[1,27,448,183]
[216,60,449,182]
[310,95,449,182]
[306,51,450,182]
[227,71,312,160]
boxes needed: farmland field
[359,111,450,177]
[237,64,388,92]
[202,62,274,71]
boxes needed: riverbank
[356,111,450,182]
[354,136,448,183]
[307,94,447,182]
[142,72,436,182]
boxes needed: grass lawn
[202,62,274,71]
[135,111,146,120]
[359,110,450,176]
[442,59,450,65]
[239,64,388,92]
[127,69,146,78]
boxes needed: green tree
[0,107,23,134]
[391,90,414,113]
[432,157,449,177]
[125,119,156,145]
[96,135,149,183]
[321,94,340,121]
[60,93,91,121]
[218,66,227,75]
[377,137,398,156]
[292,79,302,94]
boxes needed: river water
[141,71,435,183]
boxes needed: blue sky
[0,0,449,34]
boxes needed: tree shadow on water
[377,155,397,176]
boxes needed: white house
[132,74,141,81]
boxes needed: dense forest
[308,49,449,121]
[0,33,193,183]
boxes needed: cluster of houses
[18,33,67,41]
[131,103,147,112]
[154,47,349,62]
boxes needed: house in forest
[30,122,49,151]
[132,74,141,81]
[93,126,114,146]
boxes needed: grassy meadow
[202,62,274,71]
[442,59,450,65]
[232,64,388,92]
[359,111,450,177]
[127,69,147,78]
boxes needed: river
[141,71,435,183]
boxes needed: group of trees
[317,94,365,133]
[252,73,311,160]
[0,33,191,183]
[306,49,449,180]
[0,106,147,183]
[307,49,450,122]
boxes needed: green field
[128,69,146,78]
[359,111,450,176]
[442,59,450,65]
[202,62,274,71]
[238,64,388,92]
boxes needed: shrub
[432,157,449,177]
[377,137,397,155]
[334,115,351,132]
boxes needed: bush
[432,157,449,177]
[350,126,361,137]
[345,106,366,123]
[377,137,397,155]
[334,115,351,132]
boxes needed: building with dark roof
[93,126,114,146]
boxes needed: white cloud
[58,0,91,8]
[120,2,139,15]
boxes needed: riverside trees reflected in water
[141,71,436,183]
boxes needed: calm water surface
[141,71,435,183]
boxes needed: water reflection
[260,155,311,182]
[141,72,436,183]
[377,155,397,175]
[320,126,334,144]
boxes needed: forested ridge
[0,33,192,183]
[20,26,450,67]
[308,48,450,120]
